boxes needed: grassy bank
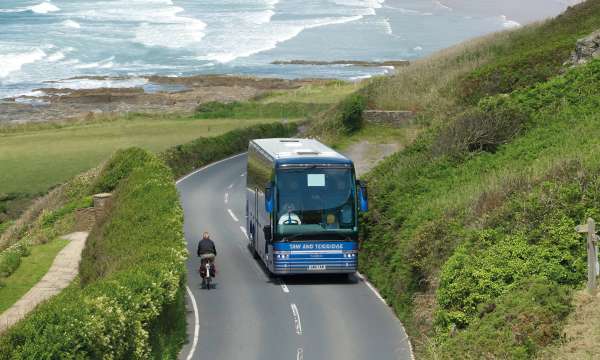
[308,1,600,358]
[0,148,187,359]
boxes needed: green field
[0,237,69,314]
[0,115,279,195]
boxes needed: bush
[92,147,154,194]
[0,242,30,278]
[434,278,572,360]
[0,151,187,359]
[161,121,297,178]
[338,93,366,133]
[434,104,528,156]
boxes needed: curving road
[177,154,412,360]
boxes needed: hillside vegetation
[310,1,600,358]
[0,148,187,359]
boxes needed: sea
[0,0,580,99]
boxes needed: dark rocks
[566,30,600,66]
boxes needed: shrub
[434,104,528,156]
[161,121,297,178]
[338,93,366,133]
[92,147,154,194]
[0,242,30,278]
[0,151,187,359]
[434,278,572,360]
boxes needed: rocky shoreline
[0,75,327,124]
[271,59,410,68]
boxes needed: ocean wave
[0,49,47,78]
[197,15,363,64]
[71,1,207,48]
[433,1,452,11]
[330,0,385,16]
[135,20,206,48]
[29,2,60,14]
[499,15,521,29]
[384,5,433,16]
[74,57,115,70]
[45,77,149,90]
[62,20,81,29]
[47,51,65,62]
[381,17,392,35]
[0,8,27,13]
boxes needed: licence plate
[308,265,326,271]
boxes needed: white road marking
[241,172,246,177]
[280,280,290,293]
[175,153,246,185]
[356,272,416,359]
[357,272,387,305]
[297,348,304,360]
[291,303,302,335]
[227,183,234,190]
[240,226,249,239]
[224,193,229,204]
[227,209,239,222]
[185,286,200,360]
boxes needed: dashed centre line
[297,348,304,360]
[228,209,239,222]
[240,226,249,239]
[227,183,234,190]
[291,303,302,335]
[224,193,229,204]
[280,280,290,293]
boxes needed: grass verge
[0,237,68,314]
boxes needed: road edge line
[357,272,416,360]
[177,154,245,360]
[185,285,200,360]
[175,153,246,185]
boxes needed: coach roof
[251,138,352,165]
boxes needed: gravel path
[0,232,88,334]
[343,140,401,176]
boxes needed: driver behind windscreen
[278,179,302,225]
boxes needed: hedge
[160,121,297,178]
[0,150,187,359]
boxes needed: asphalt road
[177,154,413,360]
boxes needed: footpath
[0,232,89,334]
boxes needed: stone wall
[74,208,96,232]
[363,110,415,127]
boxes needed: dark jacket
[197,238,217,256]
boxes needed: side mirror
[263,225,272,242]
[358,180,368,212]
[265,182,274,213]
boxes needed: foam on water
[0,49,47,78]
[499,15,522,29]
[45,77,149,90]
[29,2,60,14]
[61,20,80,28]
[0,0,577,100]
[197,15,363,63]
